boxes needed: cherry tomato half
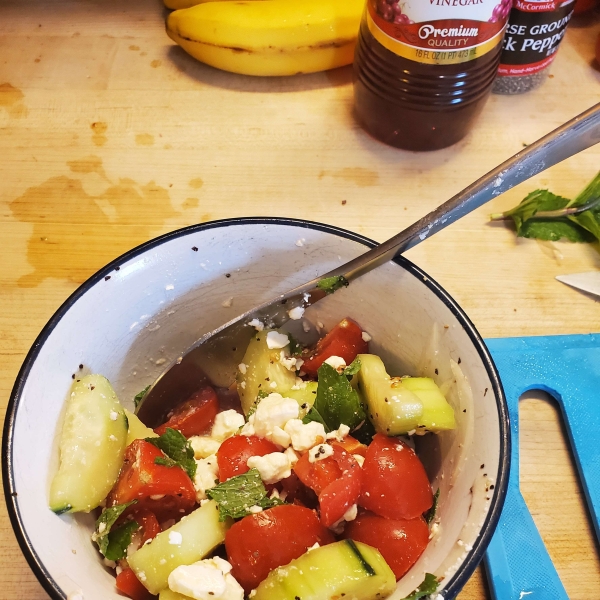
[344,512,430,580]
[359,434,432,520]
[301,318,368,377]
[294,452,343,495]
[107,439,196,522]
[155,386,219,437]
[217,435,279,482]
[115,568,154,600]
[225,504,334,592]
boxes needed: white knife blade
[556,272,600,297]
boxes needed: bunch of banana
[165,0,365,76]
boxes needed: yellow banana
[166,0,365,76]
[164,0,242,12]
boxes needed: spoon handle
[324,102,600,283]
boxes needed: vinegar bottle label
[367,0,511,65]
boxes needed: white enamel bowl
[3,218,509,600]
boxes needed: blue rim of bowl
[2,216,510,600]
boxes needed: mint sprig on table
[206,469,284,521]
[94,501,140,561]
[145,428,196,479]
[490,171,600,243]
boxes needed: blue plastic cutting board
[483,334,600,599]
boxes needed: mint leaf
[154,456,178,469]
[302,405,331,433]
[569,171,600,240]
[287,333,303,357]
[94,501,137,557]
[313,362,366,431]
[316,275,349,294]
[146,428,196,479]
[134,385,150,409]
[403,573,438,600]
[343,357,362,376]
[206,469,284,521]
[504,190,590,242]
[104,520,140,561]
[424,489,440,525]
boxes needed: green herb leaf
[287,333,303,356]
[313,362,366,432]
[145,428,196,479]
[134,385,150,409]
[206,469,284,521]
[302,405,331,433]
[424,489,440,525]
[104,520,140,561]
[343,357,362,376]
[569,171,600,240]
[403,573,439,600]
[316,275,349,294]
[94,501,137,558]
[154,456,178,469]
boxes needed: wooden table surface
[1,1,599,598]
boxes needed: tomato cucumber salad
[50,317,456,600]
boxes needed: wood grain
[1,0,599,598]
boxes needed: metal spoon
[137,102,600,427]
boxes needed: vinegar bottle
[353,0,511,151]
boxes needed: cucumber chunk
[128,500,230,594]
[357,354,423,436]
[125,408,157,446]
[49,375,127,513]
[237,329,297,415]
[253,540,396,600]
[400,377,456,432]
[281,381,318,411]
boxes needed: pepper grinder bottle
[492,0,576,94]
[354,0,511,151]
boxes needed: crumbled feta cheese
[308,443,334,463]
[240,381,246,389]
[279,350,298,371]
[288,306,305,320]
[323,355,346,372]
[266,331,289,349]
[302,320,311,333]
[189,436,221,459]
[251,393,299,445]
[168,557,243,600]
[307,542,320,551]
[248,319,264,331]
[269,381,278,389]
[291,377,306,390]
[248,505,263,514]
[238,363,247,375]
[98,522,107,534]
[169,531,183,545]
[353,454,365,468]
[221,297,233,308]
[330,504,358,532]
[284,446,299,466]
[295,239,304,247]
[240,421,255,437]
[193,454,219,501]
[109,410,118,421]
[284,419,326,452]
[247,452,292,484]
[137,571,146,582]
[150,494,165,500]
[326,424,350,442]
[270,425,291,448]
[211,410,245,442]
[361,331,372,342]
[103,558,116,569]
